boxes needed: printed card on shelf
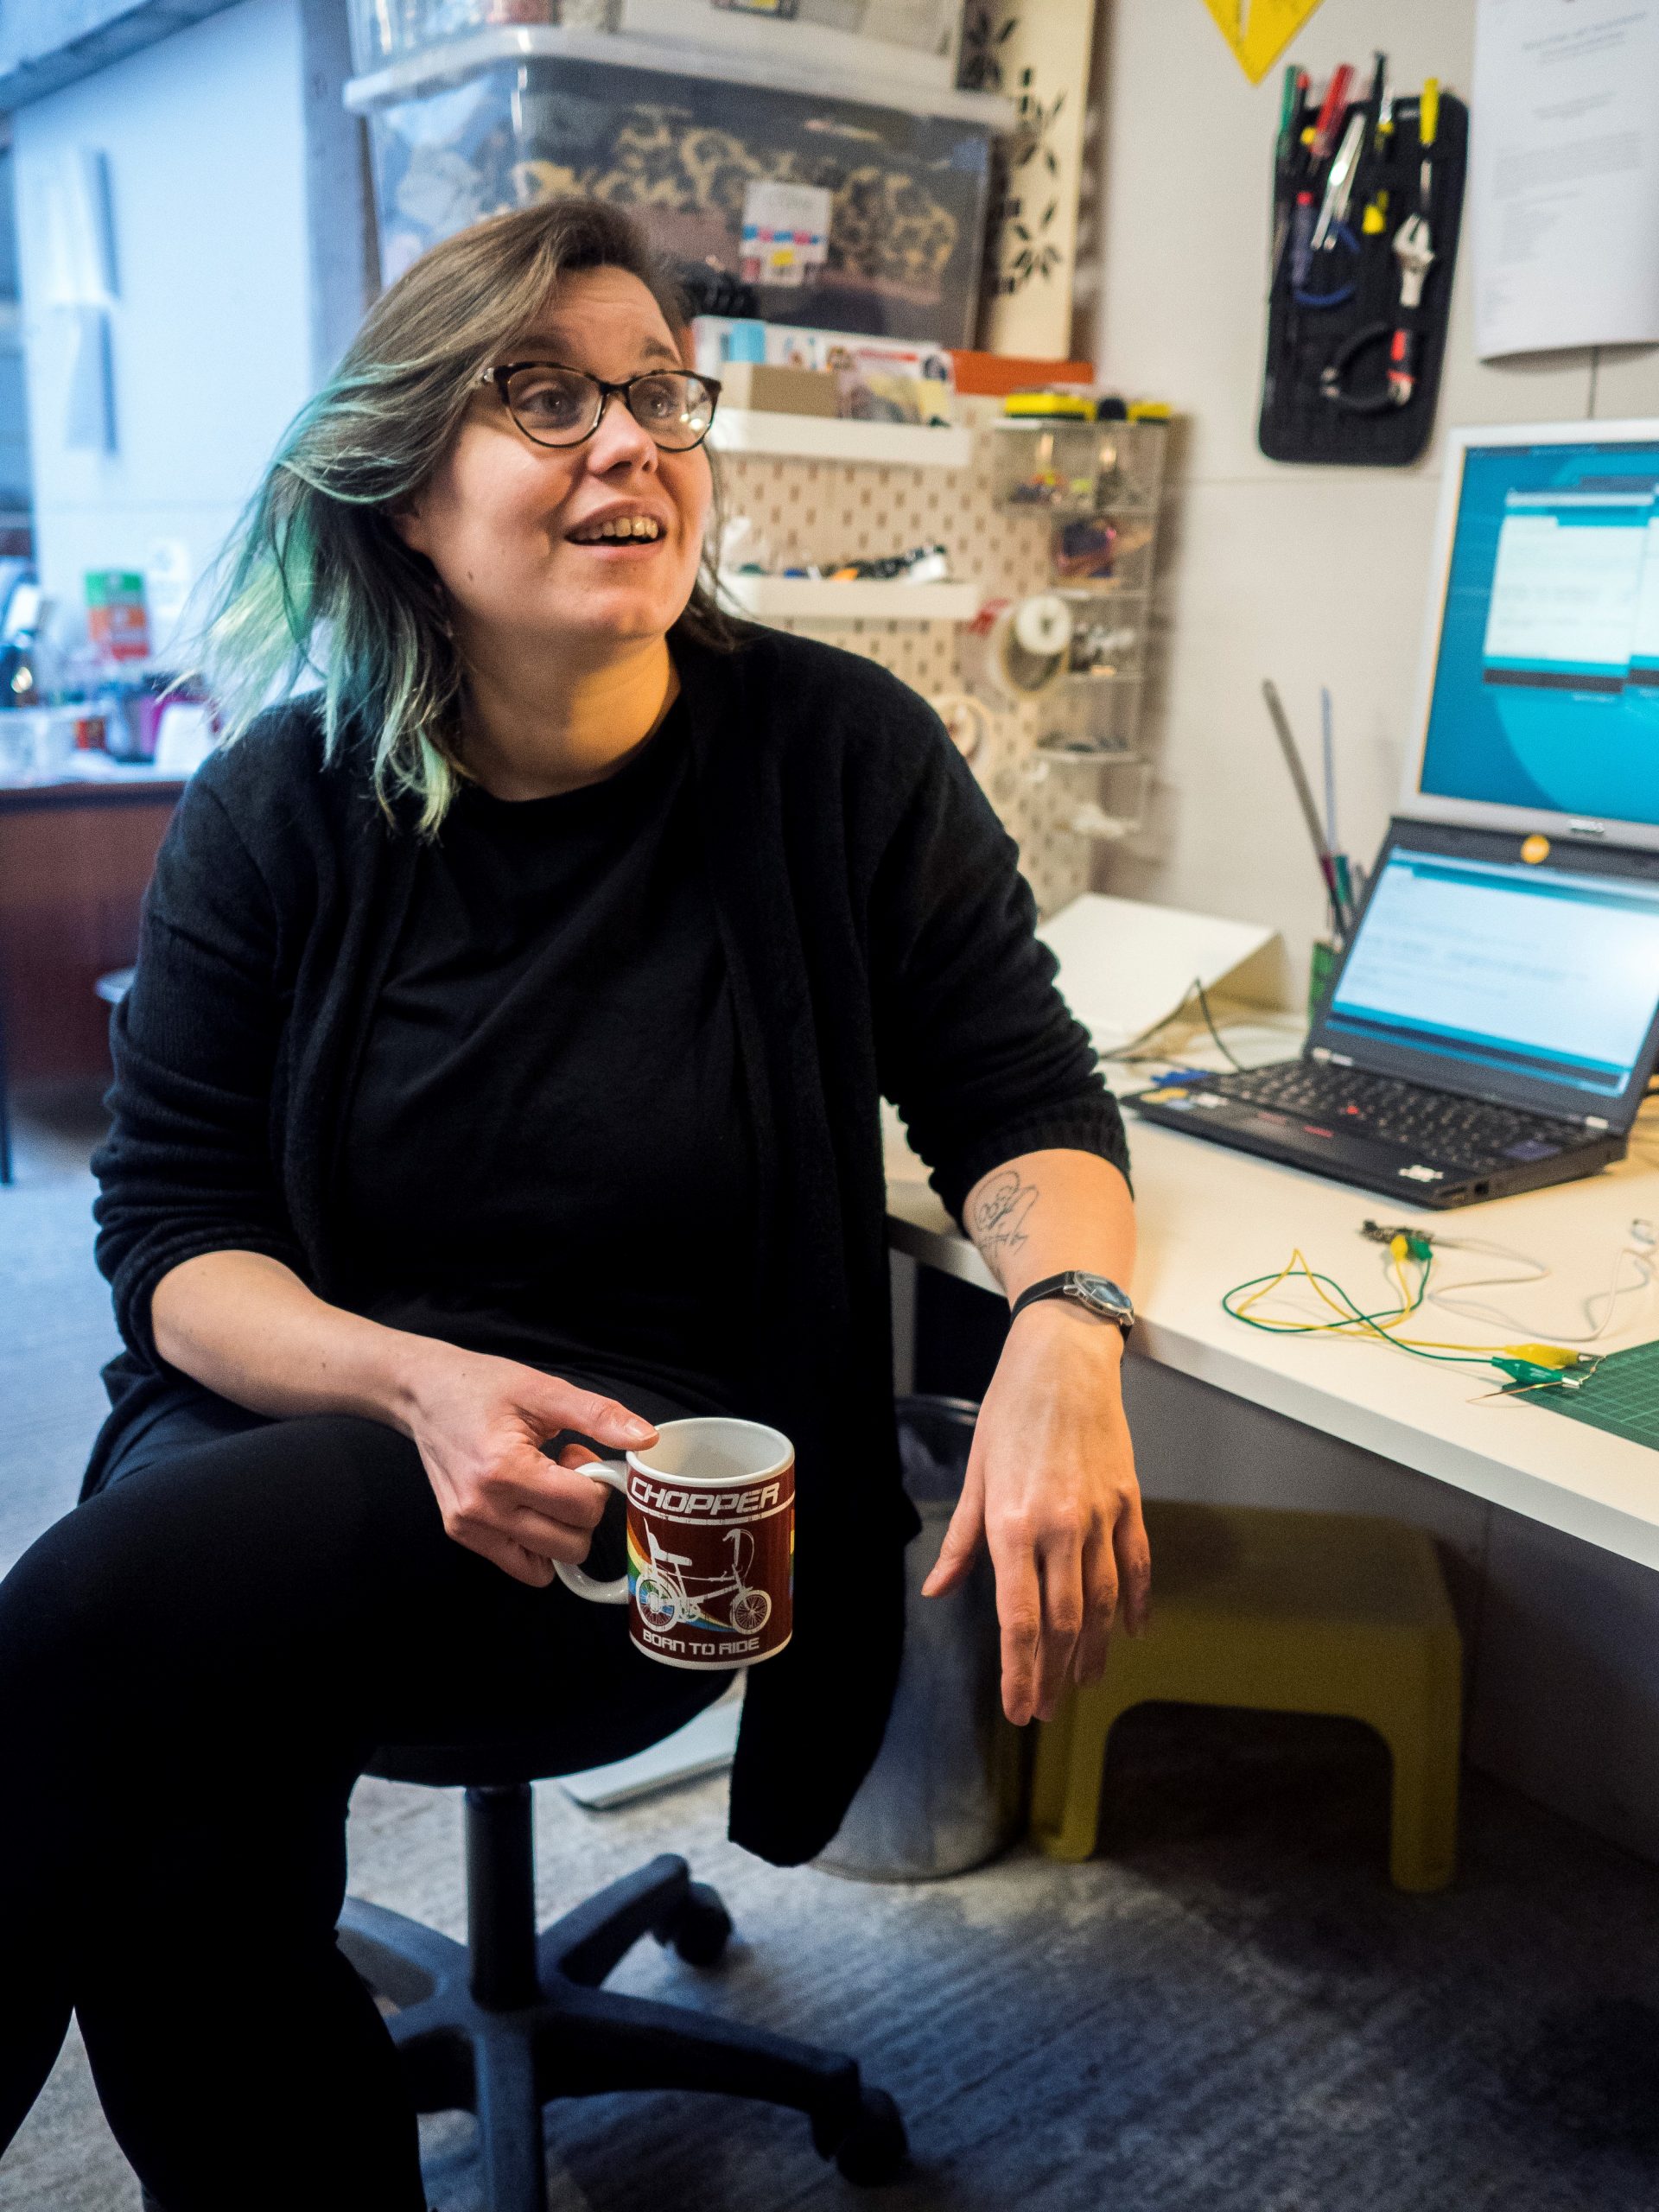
[740,181,832,289]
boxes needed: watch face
[1071,1273,1131,1319]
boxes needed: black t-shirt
[338,697,753,1413]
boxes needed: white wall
[1090,0,1659,995]
[13,0,315,651]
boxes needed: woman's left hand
[920,1300,1150,1726]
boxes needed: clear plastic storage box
[991,416,1167,516]
[350,31,995,345]
[349,3,963,77]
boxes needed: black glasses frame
[478,360,722,451]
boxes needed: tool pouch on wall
[1258,91,1466,468]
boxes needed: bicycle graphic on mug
[633,1523,772,1638]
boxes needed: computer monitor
[1404,420,1659,851]
[1313,821,1659,1128]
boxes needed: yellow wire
[1232,1248,1421,1338]
[1235,1247,1578,1364]
[1231,1250,1342,1331]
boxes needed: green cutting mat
[1524,1338,1659,1452]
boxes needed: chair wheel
[833,2087,909,2184]
[658,1879,733,1967]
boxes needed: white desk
[887,1096,1659,1572]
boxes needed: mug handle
[553,1459,631,1605]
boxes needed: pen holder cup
[1307,936,1338,1021]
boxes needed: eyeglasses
[477,360,721,452]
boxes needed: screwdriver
[1272,67,1310,279]
[1309,62,1354,163]
[1418,76,1440,213]
[1369,48,1391,156]
[1275,64,1307,174]
[1290,190,1316,287]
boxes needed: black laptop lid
[1306,820,1659,1132]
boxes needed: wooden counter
[0,773,185,1090]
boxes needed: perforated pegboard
[715,397,1093,918]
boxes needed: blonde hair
[190,198,733,831]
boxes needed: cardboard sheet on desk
[1036,893,1279,1056]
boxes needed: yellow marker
[1421,78,1440,148]
[1521,832,1551,865]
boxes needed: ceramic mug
[556,1417,795,1671]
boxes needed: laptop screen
[1417,437,1659,830]
[1318,838,1659,1116]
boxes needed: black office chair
[143,1739,906,2212]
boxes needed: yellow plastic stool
[1030,1502,1463,1891]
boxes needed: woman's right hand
[149,1253,657,1589]
[402,1344,659,1588]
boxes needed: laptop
[1129,419,1659,1207]
[1128,819,1659,1208]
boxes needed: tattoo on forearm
[969,1173,1038,1279]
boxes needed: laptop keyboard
[1206,1061,1591,1169]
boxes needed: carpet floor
[5,1096,1659,2212]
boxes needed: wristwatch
[1007,1271,1135,1338]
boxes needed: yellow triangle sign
[1201,0,1330,86]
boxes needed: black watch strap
[1007,1271,1135,1336]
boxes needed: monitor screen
[1419,439,1659,826]
[1324,844,1659,1108]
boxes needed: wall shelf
[708,410,972,470]
[720,575,981,625]
[345,26,1016,130]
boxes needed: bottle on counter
[0,579,45,709]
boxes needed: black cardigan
[87,628,1128,1866]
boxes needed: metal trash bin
[816,1395,1025,1882]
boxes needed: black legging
[0,1388,721,2210]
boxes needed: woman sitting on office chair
[0,198,1146,2208]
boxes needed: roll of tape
[928,690,992,764]
[963,594,1073,706]
[1012,592,1072,660]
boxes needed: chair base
[334,1851,906,2210]
[136,1788,906,2212]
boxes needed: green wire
[1220,1254,1497,1370]
[1222,1252,1580,1396]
